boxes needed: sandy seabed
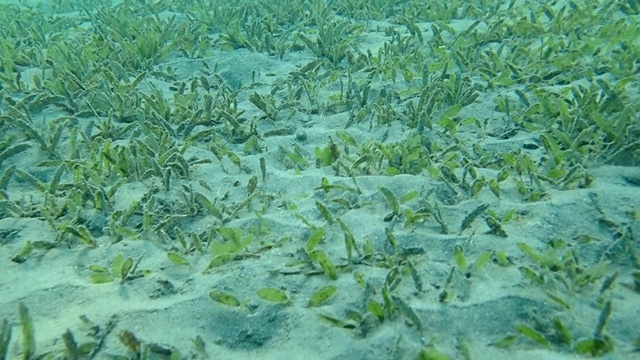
[1,0,639,359]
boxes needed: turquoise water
[0,1,639,359]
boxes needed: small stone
[295,130,308,142]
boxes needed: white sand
[1,1,639,359]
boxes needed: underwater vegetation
[0,0,639,359]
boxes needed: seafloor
[0,0,639,359]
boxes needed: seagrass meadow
[0,0,639,359]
